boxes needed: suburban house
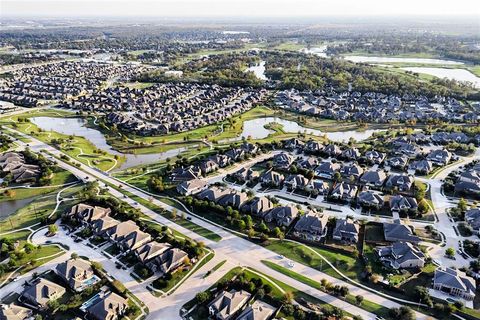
[55,258,99,292]
[375,242,425,270]
[359,170,387,187]
[341,148,361,160]
[147,248,188,275]
[305,179,330,195]
[87,292,128,320]
[357,191,384,209]
[330,182,358,201]
[170,166,201,182]
[91,216,120,236]
[409,160,433,175]
[363,150,386,164]
[260,170,285,188]
[465,209,480,234]
[298,156,319,170]
[315,161,341,179]
[283,138,304,150]
[383,220,420,244]
[217,190,249,209]
[272,152,294,169]
[0,151,40,183]
[385,174,414,191]
[199,159,219,174]
[120,229,152,251]
[340,162,364,179]
[332,218,360,243]
[386,156,409,169]
[304,140,324,153]
[68,203,111,224]
[264,205,299,227]
[22,278,66,310]
[432,268,476,301]
[176,179,207,195]
[323,144,342,156]
[236,300,276,320]
[427,149,452,166]
[389,195,418,213]
[293,212,329,242]
[284,174,309,190]
[197,186,231,202]
[106,220,139,242]
[232,167,259,183]
[208,290,251,320]
[242,196,274,216]
[0,304,33,320]
[135,241,172,264]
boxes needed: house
[260,171,284,187]
[210,154,231,168]
[383,220,420,243]
[176,179,207,195]
[232,167,259,183]
[341,148,361,160]
[22,278,66,310]
[197,186,231,202]
[284,174,309,190]
[171,166,201,182]
[135,241,172,263]
[147,248,188,275]
[239,142,259,155]
[409,160,433,174]
[363,150,386,164]
[208,290,251,320]
[340,163,364,179]
[304,140,324,153]
[333,218,359,243]
[432,268,476,301]
[264,205,298,227]
[55,258,99,292]
[358,191,384,208]
[376,242,425,269]
[359,170,387,187]
[120,229,152,251]
[455,181,480,195]
[68,203,111,224]
[0,304,33,320]
[242,197,274,216]
[298,156,319,170]
[315,161,341,179]
[389,195,418,213]
[236,300,276,320]
[427,149,452,166]
[330,182,358,201]
[217,190,249,209]
[323,144,342,156]
[91,216,120,236]
[225,148,245,162]
[386,156,409,169]
[394,142,418,158]
[283,138,304,150]
[293,212,329,241]
[465,209,480,234]
[305,179,329,196]
[199,159,219,174]
[272,152,294,169]
[385,174,414,191]
[106,220,140,243]
[87,292,128,320]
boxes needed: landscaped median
[261,260,391,319]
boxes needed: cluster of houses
[0,151,40,183]
[454,162,480,197]
[61,83,266,135]
[275,88,480,124]
[0,61,149,107]
[0,257,128,320]
[208,289,277,320]
[67,203,188,276]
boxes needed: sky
[1,0,479,17]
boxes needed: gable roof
[87,292,128,320]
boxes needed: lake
[401,67,480,88]
[245,61,268,80]
[30,117,189,170]
[0,197,35,220]
[344,55,463,65]
[234,117,383,142]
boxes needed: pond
[0,196,35,220]
[401,67,480,88]
[30,117,189,171]
[245,61,268,80]
[343,55,463,65]
[229,117,384,142]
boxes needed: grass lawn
[261,260,391,319]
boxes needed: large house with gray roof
[22,278,66,310]
[293,212,329,242]
[376,242,425,270]
[208,290,251,320]
[86,291,128,320]
[433,268,476,301]
[383,220,419,243]
[333,218,359,243]
[55,258,99,292]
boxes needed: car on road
[277,255,284,259]
[12,276,21,282]
[287,261,295,268]
[186,216,192,221]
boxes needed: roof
[208,290,251,320]
[333,218,359,238]
[236,300,276,320]
[434,268,476,295]
[87,292,128,320]
[135,241,172,263]
[55,258,94,290]
[0,304,33,320]
[383,220,419,243]
[23,278,66,308]
[294,212,328,235]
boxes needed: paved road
[3,126,437,320]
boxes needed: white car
[287,261,295,268]
[12,276,21,282]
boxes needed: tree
[169,209,177,220]
[355,295,364,305]
[272,227,284,240]
[283,291,294,303]
[445,247,455,258]
[71,252,79,260]
[47,299,60,311]
[414,286,432,306]
[458,198,468,213]
[389,306,415,320]
[195,291,211,304]
[48,224,58,235]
